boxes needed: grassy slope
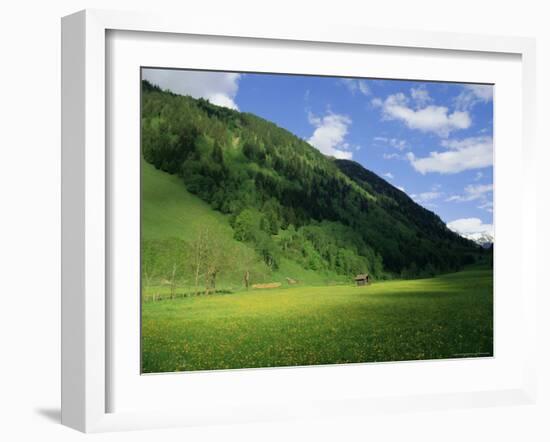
[142,156,235,240]
[141,158,346,292]
[142,268,493,373]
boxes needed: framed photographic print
[61,9,538,432]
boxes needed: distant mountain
[460,232,494,248]
[141,79,485,278]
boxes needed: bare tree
[142,265,153,302]
[236,245,259,290]
[190,227,233,295]
[190,228,208,295]
[203,230,227,295]
[169,262,177,299]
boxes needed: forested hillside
[141,79,483,293]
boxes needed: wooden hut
[354,274,369,286]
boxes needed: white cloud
[307,112,353,159]
[206,93,239,110]
[446,183,493,202]
[307,112,322,126]
[390,139,407,150]
[454,84,493,110]
[383,153,401,160]
[477,201,494,213]
[374,136,408,150]
[410,191,442,203]
[371,97,383,107]
[142,68,241,110]
[383,172,394,180]
[396,185,406,192]
[407,136,493,174]
[358,82,370,96]
[341,79,370,96]
[447,217,493,236]
[375,92,471,137]
[467,85,493,101]
[410,86,432,108]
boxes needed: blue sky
[142,68,494,240]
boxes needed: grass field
[141,267,493,373]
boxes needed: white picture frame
[61,9,538,433]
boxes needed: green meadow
[142,268,493,373]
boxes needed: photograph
[140,68,494,374]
